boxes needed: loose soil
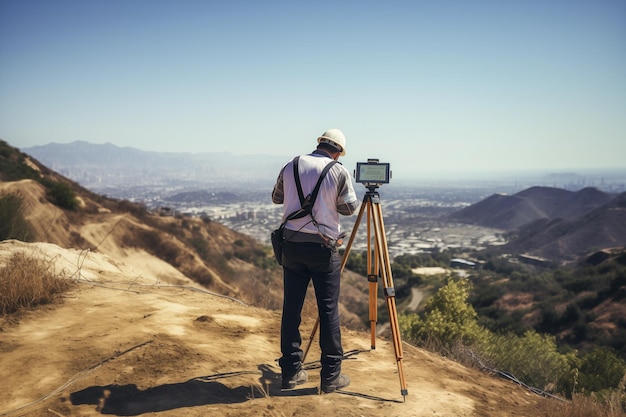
[0,240,549,417]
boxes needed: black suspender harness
[286,156,338,227]
[270,156,337,265]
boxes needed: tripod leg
[302,316,319,363]
[371,202,409,399]
[365,200,378,349]
[340,200,366,272]
[368,273,378,349]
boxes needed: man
[272,128,359,393]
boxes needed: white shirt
[272,150,358,241]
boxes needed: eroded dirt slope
[0,240,547,417]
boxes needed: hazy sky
[1,0,625,178]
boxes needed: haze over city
[1,0,625,179]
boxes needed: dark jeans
[279,241,343,383]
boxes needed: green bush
[0,192,34,241]
[190,237,209,260]
[42,179,79,210]
[578,348,626,393]
[400,278,485,346]
[476,330,576,392]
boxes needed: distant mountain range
[450,186,626,262]
[22,140,287,191]
[20,140,626,263]
[450,186,616,230]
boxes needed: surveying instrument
[302,159,408,400]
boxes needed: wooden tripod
[302,186,408,399]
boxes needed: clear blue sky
[1,0,625,178]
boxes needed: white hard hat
[317,128,346,156]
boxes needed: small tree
[400,278,484,347]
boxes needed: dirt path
[0,241,546,417]
[407,287,424,311]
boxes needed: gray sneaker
[281,370,308,389]
[320,374,350,393]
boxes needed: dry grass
[535,369,626,417]
[0,251,76,315]
[538,391,626,417]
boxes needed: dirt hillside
[0,239,550,417]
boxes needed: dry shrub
[127,228,183,267]
[0,191,34,241]
[0,252,75,315]
[537,373,626,417]
[539,393,626,417]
